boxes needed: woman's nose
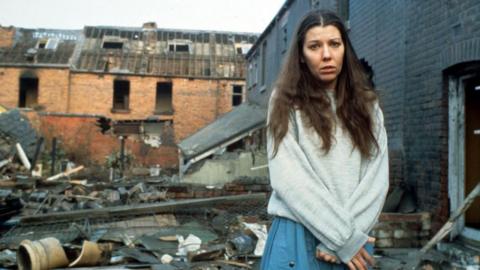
[322,47,331,60]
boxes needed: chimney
[0,25,16,48]
[142,22,158,53]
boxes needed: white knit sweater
[266,90,389,263]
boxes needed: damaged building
[0,22,257,168]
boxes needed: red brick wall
[25,112,178,168]
[0,67,70,111]
[0,26,15,48]
[1,68,246,167]
[69,73,245,142]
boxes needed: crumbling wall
[69,73,245,142]
[24,112,178,168]
[182,151,268,186]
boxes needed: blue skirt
[260,217,374,270]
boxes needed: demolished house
[0,23,257,168]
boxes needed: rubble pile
[0,110,271,269]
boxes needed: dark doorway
[465,75,480,229]
[19,77,39,108]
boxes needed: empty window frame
[103,41,124,49]
[232,85,243,106]
[155,82,173,114]
[36,38,60,50]
[36,39,48,49]
[19,77,39,108]
[113,80,130,111]
[168,42,191,53]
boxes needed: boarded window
[232,85,243,106]
[19,77,39,108]
[155,82,173,114]
[103,41,123,49]
[113,80,129,110]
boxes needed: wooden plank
[420,182,480,253]
[20,193,266,224]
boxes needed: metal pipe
[15,143,31,170]
[51,138,57,176]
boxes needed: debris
[46,165,85,181]
[20,193,266,223]
[421,183,480,253]
[0,249,16,267]
[116,247,159,264]
[0,158,11,169]
[187,244,225,262]
[17,237,69,270]
[176,234,202,256]
[226,233,256,257]
[161,254,174,264]
[15,143,31,170]
[242,222,267,256]
[68,241,112,267]
[405,183,480,269]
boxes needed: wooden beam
[20,193,266,224]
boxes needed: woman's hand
[346,237,376,270]
[316,237,375,266]
[316,250,337,263]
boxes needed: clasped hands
[316,237,376,270]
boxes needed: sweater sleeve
[346,104,389,231]
[316,104,389,261]
[266,91,368,263]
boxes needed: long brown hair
[268,9,379,158]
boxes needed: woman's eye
[309,44,319,49]
[330,41,341,48]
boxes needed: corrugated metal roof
[73,26,257,78]
[178,102,266,159]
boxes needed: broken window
[36,38,59,50]
[103,41,123,49]
[155,82,173,114]
[36,39,47,49]
[235,43,252,55]
[19,77,39,108]
[232,85,243,106]
[167,41,191,53]
[112,80,130,111]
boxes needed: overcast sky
[0,0,286,33]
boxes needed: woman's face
[301,25,345,89]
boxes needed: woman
[261,10,389,270]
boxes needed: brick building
[187,0,480,245]
[0,23,257,167]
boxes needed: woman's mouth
[320,66,336,73]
